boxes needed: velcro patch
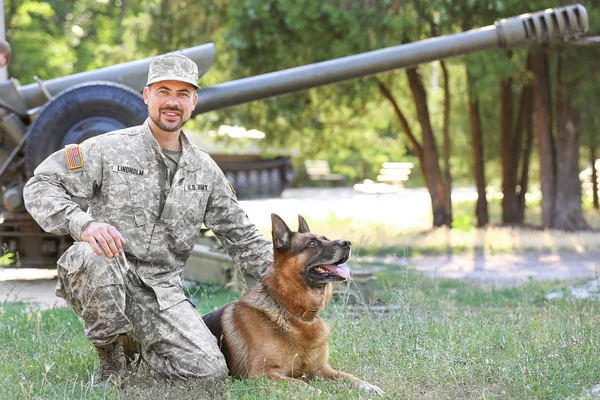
[185,184,209,191]
[65,145,84,170]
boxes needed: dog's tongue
[324,263,351,281]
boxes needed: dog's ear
[271,213,292,250]
[297,215,311,234]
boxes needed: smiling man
[23,54,273,388]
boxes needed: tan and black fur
[203,214,383,395]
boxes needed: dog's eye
[308,240,317,247]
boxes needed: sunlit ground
[0,268,56,280]
[240,187,600,256]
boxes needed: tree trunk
[500,74,520,224]
[440,61,453,223]
[376,80,423,160]
[466,68,489,227]
[406,67,451,227]
[531,50,556,228]
[592,146,599,210]
[517,86,534,223]
[118,0,129,48]
[120,0,128,25]
[554,53,589,230]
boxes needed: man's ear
[192,90,199,109]
[143,86,150,104]
[297,215,311,234]
[271,213,292,250]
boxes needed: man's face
[143,80,198,133]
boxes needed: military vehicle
[0,4,589,268]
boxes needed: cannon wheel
[25,81,147,176]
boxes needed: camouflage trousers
[55,241,228,381]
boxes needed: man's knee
[56,242,131,339]
[59,242,128,288]
[175,347,229,381]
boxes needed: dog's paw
[355,380,384,396]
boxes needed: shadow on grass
[121,373,227,400]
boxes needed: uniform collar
[179,130,201,172]
[142,119,201,172]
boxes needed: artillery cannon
[0,4,589,268]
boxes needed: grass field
[3,264,600,399]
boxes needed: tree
[224,0,455,226]
[465,63,489,227]
[5,0,149,82]
[5,1,75,82]
[580,47,600,211]
[455,0,596,230]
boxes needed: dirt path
[3,251,599,310]
[0,268,67,309]
[365,251,600,285]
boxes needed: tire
[25,81,147,176]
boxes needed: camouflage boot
[121,334,142,370]
[93,340,127,387]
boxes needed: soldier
[23,54,273,387]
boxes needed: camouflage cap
[147,54,199,89]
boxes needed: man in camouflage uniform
[23,54,273,386]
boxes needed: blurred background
[0,0,598,271]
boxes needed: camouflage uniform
[23,119,273,380]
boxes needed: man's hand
[81,222,126,258]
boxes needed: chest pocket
[128,181,148,226]
[107,168,151,229]
[181,189,208,228]
[166,183,209,252]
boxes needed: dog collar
[301,309,319,322]
[264,284,320,322]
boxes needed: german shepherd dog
[203,214,383,395]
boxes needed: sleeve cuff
[68,212,95,241]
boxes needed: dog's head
[270,213,351,286]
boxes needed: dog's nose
[340,240,351,247]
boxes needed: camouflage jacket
[24,120,273,310]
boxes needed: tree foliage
[219,0,414,179]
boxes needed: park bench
[304,159,345,185]
[376,161,414,187]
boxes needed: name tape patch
[185,184,209,191]
[112,165,146,176]
[65,145,84,170]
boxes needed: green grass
[3,264,600,399]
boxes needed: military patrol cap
[147,54,200,89]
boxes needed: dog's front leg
[264,371,322,395]
[317,365,384,396]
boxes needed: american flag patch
[65,145,84,170]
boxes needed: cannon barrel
[193,4,588,115]
[18,44,216,111]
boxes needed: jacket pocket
[107,171,151,229]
